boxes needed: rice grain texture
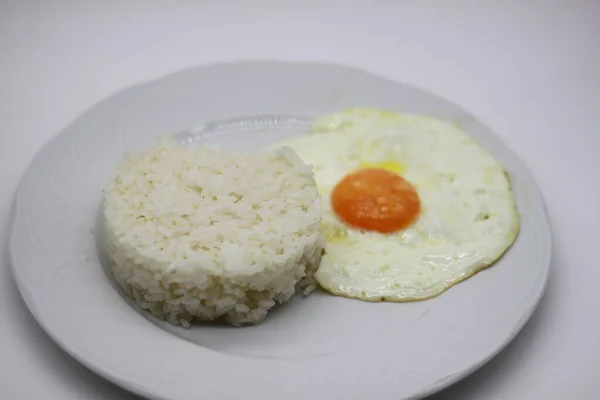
[104,141,324,327]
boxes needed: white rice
[103,141,324,327]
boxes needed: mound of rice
[104,141,324,327]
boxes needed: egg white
[273,108,520,301]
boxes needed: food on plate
[103,141,324,327]
[272,108,519,302]
[331,168,421,233]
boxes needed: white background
[1,1,599,399]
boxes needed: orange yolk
[331,168,421,234]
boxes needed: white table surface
[1,1,599,399]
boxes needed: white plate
[9,61,551,400]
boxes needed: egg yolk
[331,168,421,234]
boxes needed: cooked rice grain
[104,141,324,326]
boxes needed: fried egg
[272,108,519,301]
